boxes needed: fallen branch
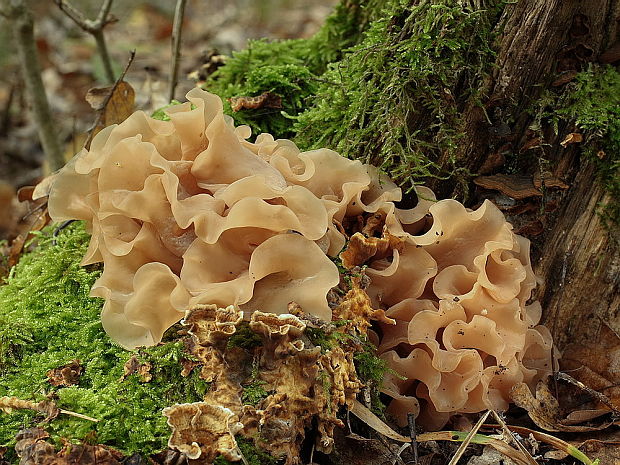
[54,0,117,83]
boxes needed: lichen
[0,223,206,462]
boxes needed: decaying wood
[433,0,620,349]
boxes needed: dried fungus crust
[180,306,363,464]
[162,402,243,462]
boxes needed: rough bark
[439,0,620,349]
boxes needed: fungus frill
[47,88,553,427]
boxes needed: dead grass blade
[447,410,490,465]
[483,424,601,465]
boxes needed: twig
[407,412,418,465]
[168,0,187,102]
[84,49,136,149]
[3,0,64,172]
[54,0,116,83]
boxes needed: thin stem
[55,0,116,83]
[59,408,99,422]
[6,0,64,171]
[93,29,115,83]
[168,0,187,102]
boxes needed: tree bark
[438,0,620,349]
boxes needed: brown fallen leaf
[4,208,49,275]
[552,70,579,86]
[519,137,541,153]
[46,359,82,387]
[561,323,620,411]
[514,219,545,237]
[86,80,135,142]
[510,381,613,432]
[560,132,583,147]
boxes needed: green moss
[151,100,183,121]
[294,0,506,193]
[354,345,390,415]
[204,40,320,138]
[227,321,263,351]
[202,0,385,140]
[241,359,270,406]
[548,65,620,227]
[0,223,206,461]
[214,437,279,465]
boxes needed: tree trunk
[439,0,620,349]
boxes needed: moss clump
[203,1,385,139]
[548,65,620,227]
[0,223,206,462]
[214,437,280,465]
[294,0,506,193]
[204,40,320,138]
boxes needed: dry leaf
[561,323,620,411]
[122,355,153,383]
[228,92,282,112]
[46,359,82,387]
[510,382,612,432]
[86,81,135,142]
[560,132,583,147]
[474,174,542,200]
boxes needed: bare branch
[4,0,64,171]
[94,0,114,27]
[168,0,187,102]
[54,0,89,30]
[54,0,116,82]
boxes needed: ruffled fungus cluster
[47,88,553,438]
